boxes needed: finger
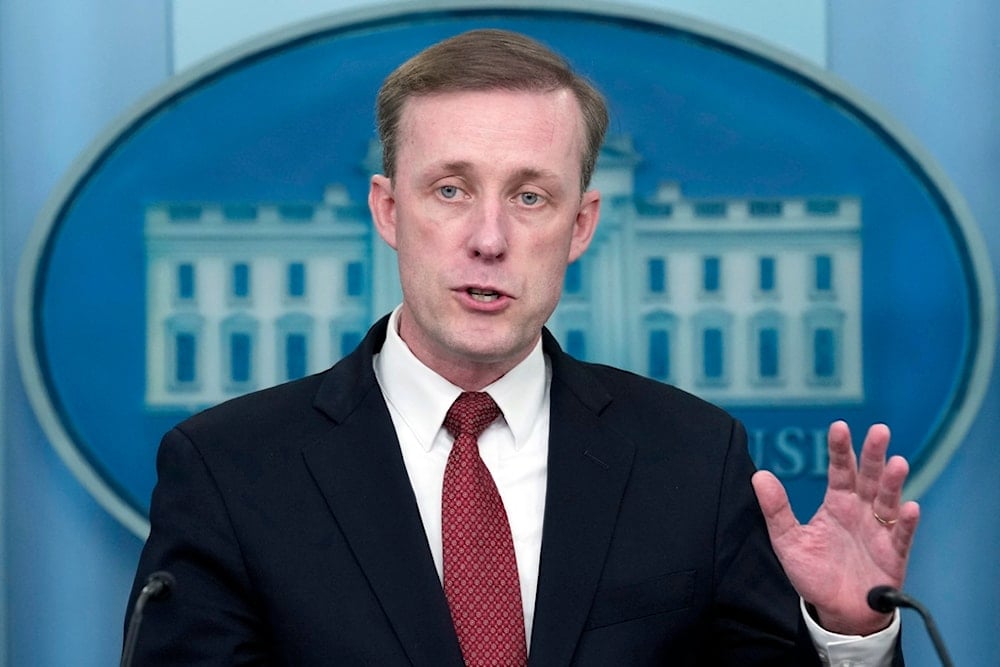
[751,470,799,541]
[872,455,908,524]
[825,420,858,493]
[856,423,891,503]
[891,500,920,559]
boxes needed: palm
[752,421,920,635]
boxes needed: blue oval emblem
[16,4,996,536]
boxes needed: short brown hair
[375,29,609,192]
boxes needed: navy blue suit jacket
[128,316,879,665]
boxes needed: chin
[444,330,518,362]
[456,342,516,364]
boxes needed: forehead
[396,88,587,175]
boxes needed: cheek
[527,230,574,272]
[394,215,439,262]
[394,229,431,284]
[401,206,458,253]
[525,250,572,302]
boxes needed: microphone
[121,571,176,667]
[867,585,954,667]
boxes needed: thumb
[752,470,799,541]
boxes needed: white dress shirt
[372,306,897,664]
[373,306,549,641]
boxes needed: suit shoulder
[580,361,733,423]
[554,358,749,478]
[172,372,330,448]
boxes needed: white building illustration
[145,137,862,410]
[144,183,401,410]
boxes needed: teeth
[468,288,500,302]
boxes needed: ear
[568,189,601,263]
[368,174,398,250]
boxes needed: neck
[394,310,535,391]
[410,348,522,392]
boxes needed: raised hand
[751,421,921,635]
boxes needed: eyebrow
[509,167,562,184]
[431,161,562,186]
[436,160,474,175]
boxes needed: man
[127,29,919,665]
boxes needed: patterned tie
[441,392,528,667]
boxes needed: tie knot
[444,391,500,440]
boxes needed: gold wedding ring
[873,510,898,526]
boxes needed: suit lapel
[528,334,636,666]
[301,322,634,666]
[302,318,464,667]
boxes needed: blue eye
[439,185,459,199]
[520,192,541,206]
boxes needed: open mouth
[468,287,501,303]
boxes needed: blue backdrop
[1,2,997,665]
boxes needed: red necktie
[442,392,528,667]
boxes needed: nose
[467,200,508,260]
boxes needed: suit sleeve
[706,419,823,665]
[707,420,904,666]
[124,426,272,665]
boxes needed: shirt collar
[374,305,546,452]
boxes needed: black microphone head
[144,570,176,599]
[867,584,901,613]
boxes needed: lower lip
[456,290,509,312]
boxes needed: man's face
[369,88,600,387]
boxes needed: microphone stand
[868,585,955,667]
[121,571,175,667]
